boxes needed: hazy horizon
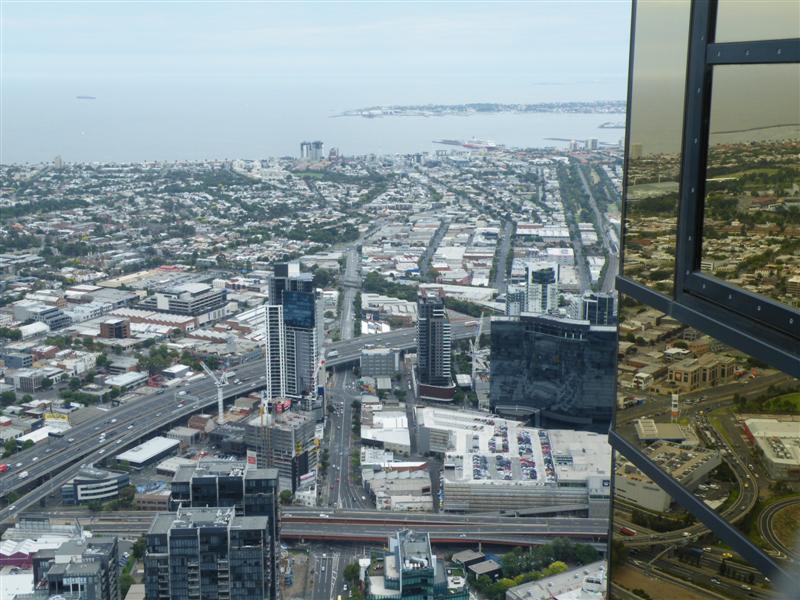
[2,1,632,163]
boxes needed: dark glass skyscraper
[582,292,616,326]
[144,507,274,600]
[416,288,454,400]
[269,262,322,400]
[490,313,616,432]
[167,460,280,600]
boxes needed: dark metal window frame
[675,2,800,348]
[618,0,800,377]
[613,0,800,585]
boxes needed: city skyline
[1,1,799,599]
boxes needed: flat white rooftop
[116,436,180,465]
[417,407,611,486]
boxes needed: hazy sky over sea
[2,1,632,162]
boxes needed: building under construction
[244,409,317,492]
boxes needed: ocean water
[2,79,624,164]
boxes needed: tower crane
[200,361,231,425]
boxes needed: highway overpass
[21,509,608,550]
[0,324,480,523]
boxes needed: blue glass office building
[490,313,617,432]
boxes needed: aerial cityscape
[2,1,799,600]
[0,139,625,600]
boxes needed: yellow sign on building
[44,412,70,423]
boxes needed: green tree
[68,377,82,391]
[22,440,34,450]
[0,327,22,341]
[0,391,16,406]
[610,539,629,569]
[344,562,360,586]
[21,394,33,403]
[313,268,335,288]
[120,571,134,597]
[4,438,18,457]
[132,537,147,560]
[40,378,53,390]
[279,489,294,505]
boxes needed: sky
[1,1,633,162]
[3,1,631,98]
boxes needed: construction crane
[200,361,231,425]
[469,312,485,383]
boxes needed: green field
[765,392,800,413]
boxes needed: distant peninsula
[336,100,626,118]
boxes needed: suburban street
[575,163,619,293]
[492,220,514,294]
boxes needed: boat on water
[462,138,499,150]
[598,121,625,129]
[433,138,501,150]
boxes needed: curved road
[758,497,800,559]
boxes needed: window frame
[676,3,800,346]
[613,0,800,585]
[618,0,800,376]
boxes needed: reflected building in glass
[609,1,799,598]
[490,312,617,432]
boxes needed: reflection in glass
[614,294,800,559]
[610,466,776,599]
[715,0,800,43]
[701,64,800,312]
[622,0,690,295]
[490,313,616,433]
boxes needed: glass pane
[610,466,777,599]
[716,0,800,43]
[622,0,690,296]
[701,64,800,312]
[614,294,800,561]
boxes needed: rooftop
[615,440,720,483]
[148,506,268,534]
[116,436,180,465]
[418,407,611,486]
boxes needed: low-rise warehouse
[614,440,721,512]
[116,436,180,469]
[744,418,800,481]
[61,466,130,505]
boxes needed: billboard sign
[44,412,70,423]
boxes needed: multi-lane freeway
[0,324,480,524]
